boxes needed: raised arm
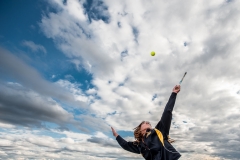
[111,127,140,154]
[155,85,180,136]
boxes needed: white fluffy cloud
[0,126,144,160]
[38,0,240,159]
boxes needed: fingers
[173,85,181,93]
[177,85,181,92]
[174,85,179,90]
[111,127,114,134]
[178,85,181,89]
[111,126,118,137]
[111,126,115,132]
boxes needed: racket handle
[179,72,187,84]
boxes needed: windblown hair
[133,121,151,144]
[133,121,175,145]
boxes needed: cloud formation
[1,0,240,159]
[0,82,73,127]
[38,0,240,159]
[0,48,88,108]
[22,40,47,54]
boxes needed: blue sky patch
[117,130,134,138]
[152,94,157,101]
[132,27,139,43]
[83,0,110,23]
[117,22,122,28]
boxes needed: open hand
[111,127,119,137]
[173,85,181,93]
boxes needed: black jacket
[116,92,181,160]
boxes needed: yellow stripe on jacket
[154,128,164,146]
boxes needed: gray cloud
[87,137,119,148]
[76,114,111,132]
[0,82,73,127]
[0,47,87,108]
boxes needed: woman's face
[140,122,152,136]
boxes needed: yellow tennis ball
[151,51,155,56]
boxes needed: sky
[0,0,240,159]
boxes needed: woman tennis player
[111,85,181,160]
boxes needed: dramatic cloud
[0,128,141,160]
[1,0,240,159]
[38,0,240,159]
[0,48,88,109]
[0,82,73,127]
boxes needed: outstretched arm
[155,85,180,136]
[111,127,140,154]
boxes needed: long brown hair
[133,121,151,144]
[133,121,175,144]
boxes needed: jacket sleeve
[116,135,140,154]
[155,92,177,136]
